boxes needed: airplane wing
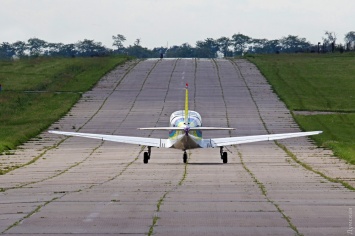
[48,131,170,148]
[208,131,322,147]
[191,127,235,131]
[138,127,184,130]
[138,127,235,131]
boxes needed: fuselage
[169,110,202,150]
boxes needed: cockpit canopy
[170,110,202,123]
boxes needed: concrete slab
[0,58,354,235]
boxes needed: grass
[0,56,131,154]
[295,114,355,164]
[247,53,355,164]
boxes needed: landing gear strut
[143,146,151,164]
[183,151,188,163]
[220,147,228,164]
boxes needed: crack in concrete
[147,59,190,235]
[236,148,302,236]
[76,59,141,133]
[228,59,302,235]
[1,196,61,234]
[148,159,189,236]
[212,59,232,137]
[276,141,355,191]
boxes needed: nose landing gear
[183,151,188,163]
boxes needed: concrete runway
[1,58,354,235]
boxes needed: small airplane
[49,83,322,164]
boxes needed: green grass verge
[247,53,355,164]
[0,56,132,154]
[295,114,355,164]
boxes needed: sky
[1,0,354,49]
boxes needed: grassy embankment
[247,53,355,164]
[0,56,131,155]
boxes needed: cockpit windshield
[170,110,202,123]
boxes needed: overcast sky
[1,0,354,49]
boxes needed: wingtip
[312,131,322,133]
[307,131,323,135]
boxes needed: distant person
[159,50,163,59]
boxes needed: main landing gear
[220,147,228,164]
[143,146,151,164]
[143,147,228,164]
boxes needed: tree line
[1,31,354,59]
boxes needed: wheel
[143,152,149,164]
[222,152,228,164]
[183,152,187,163]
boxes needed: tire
[144,152,149,164]
[183,153,187,163]
[222,152,228,164]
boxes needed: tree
[196,38,219,58]
[76,39,110,57]
[134,38,141,46]
[248,38,268,54]
[27,38,47,56]
[126,45,153,58]
[322,31,337,52]
[112,34,126,53]
[263,39,281,54]
[44,43,64,56]
[59,43,77,57]
[323,31,336,45]
[279,35,310,53]
[126,38,156,58]
[12,41,27,57]
[0,42,16,59]
[217,36,232,57]
[344,31,355,51]
[231,33,251,56]
[165,43,195,58]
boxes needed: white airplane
[49,83,322,164]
